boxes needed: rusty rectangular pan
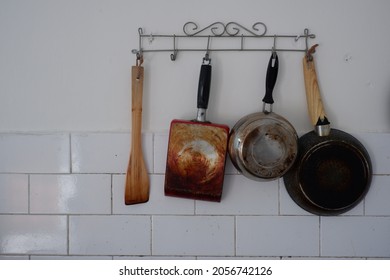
[164,59,229,202]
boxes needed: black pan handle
[262,53,279,105]
[197,64,212,109]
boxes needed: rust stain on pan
[173,139,218,184]
[165,121,229,201]
[241,121,298,179]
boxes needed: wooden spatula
[125,58,149,205]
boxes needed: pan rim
[229,113,298,180]
[295,139,372,213]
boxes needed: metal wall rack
[131,21,316,61]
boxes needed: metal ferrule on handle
[262,102,273,114]
[315,123,331,136]
[196,108,207,122]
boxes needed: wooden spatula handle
[125,65,149,205]
[302,50,328,126]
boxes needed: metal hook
[294,28,315,42]
[136,28,143,57]
[170,34,178,61]
[135,53,144,80]
[306,43,319,61]
[203,36,211,64]
[148,33,154,44]
[136,52,143,66]
[304,28,310,53]
[133,23,316,61]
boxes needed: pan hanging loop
[203,36,212,64]
[170,34,178,61]
[272,35,277,59]
[136,52,144,66]
[305,37,318,61]
[135,52,144,80]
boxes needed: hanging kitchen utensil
[125,55,150,205]
[164,54,229,202]
[283,45,372,215]
[228,52,298,180]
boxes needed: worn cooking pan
[229,53,298,180]
[283,45,372,215]
[164,56,229,202]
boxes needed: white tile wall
[353,133,390,175]
[0,174,28,213]
[152,216,235,256]
[0,132,389,259]
[195,175,278,215]
[112,175,195,215]
[69,215,151,255]
[71,132,153,173]
[30,174,111,214]
[0,133,70,173]
[0,215,67,255]
[279,179,314,216]
[153,132,169,174]
[364,175,390,215]
[321,217,390,257]
[236,216,320,257]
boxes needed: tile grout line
[27,174,31,214]
[193,200,196,215]
[234,215,237,257]
[69,134,72,174]
[277,178,281,216]
[151,133,155,174]
[150,216,153,256]
[363,197,366,216]
[67,215,70,255]
[111,174,114,215]
[319,216,322,257]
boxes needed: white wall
[1,0,390,133]
[1,0,390,260]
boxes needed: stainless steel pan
[229,53,298,180]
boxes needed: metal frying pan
[164,56,229,202]
[283,45,372,215]
[228,53,298,180]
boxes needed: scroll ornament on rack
[131,22,316,61]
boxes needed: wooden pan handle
[125,65,149,205]
[302,45,330,129]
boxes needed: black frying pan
[283,45,372,215]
